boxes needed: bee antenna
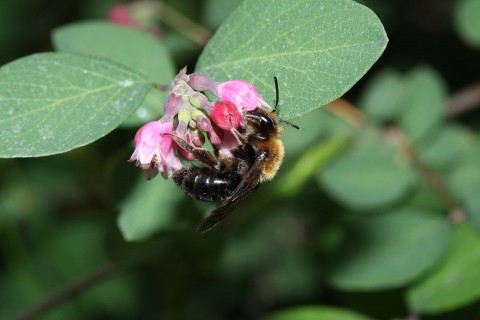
[280,118,300,130]
[273,76,279,112]
[272,76,299,130]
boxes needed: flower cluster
[129,68,271,179]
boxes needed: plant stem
[391,127,466,224]
[276,134,351,198]
[328,98,465,224]
[159,3,212,46]
[445,82,480,117]
[13,263,120,320]
[326,98,366,128]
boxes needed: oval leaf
[195,0,387,120]
[117,175,184,241]
[359,68,406,122]
[53,21,175,126]
[454,0,480,48]
[319,139,416,209]
[399,66,447,142]
[407,223,480,314]
[448,143,480,202]
[328,208,451,290]
[418,124,471,170]
[0,52,152,158]
[263,306,374,320]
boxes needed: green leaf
[201,0,242,29]
[454,0,480,48]
[407,223,480,314]
[263,306,374,320]
[278,134,351,198]
[399,66,447,142]
[281,107,350,156]
[448,143,480,202]
[418,124,471,170]
[52,21,175,126]
[117,175,184,241]
[359,68,406,122]
[0,52,152,158]
[328,208,451,290]
[464,198,480,233]
[319,137,416,209]
[196,0,388,120]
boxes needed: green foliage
[419,124,471,170]
[399,66,447,142]
[448,143,480,202]
[454,0,480,48]
[264,306,374,320]
[319,137,416,209]
[2,0,480,319]
[201,0,242,29]
[118,175,185,241]
[359,68,406,122]
[0,53,152,157]
[407,223,480,314]
[196,0,388,119]
[328,208,451,290]
[52,21,175,126]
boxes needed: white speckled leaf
[196,0,387,119]
[0,52,152,157]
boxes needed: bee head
[247,107,278,138]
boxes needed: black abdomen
[173,167,242,201]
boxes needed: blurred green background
[2,0,480,319]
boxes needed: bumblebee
[171,79,298,233]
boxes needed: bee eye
[259,113,275,129]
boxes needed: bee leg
[229,127,247,145]
[246,114,262,125]
[227,115,248,145]
[165,133,218,168]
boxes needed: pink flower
[188,75,267,112]
[108,4,139,27]
[129,120,181,179]
[107,2,162,38]
[217,80,268,111]
[130,69,274,180]
[210,101,243,131]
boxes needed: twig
[159,2,212,46]
[13,263,120,320]
[445,82,480,117]
[386,127,466,224]
[326,98,365,128]
[327,98,466,224]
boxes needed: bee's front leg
[165,133,218,168]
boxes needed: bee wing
[196,154,266,234]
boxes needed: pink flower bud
[108,4,138,26]
[163,93,183,119]
[207,126,223,146]
[217,80,269,111]
[129,121,182,179]
[190,129,205,147]
[108,3,162,38]
[189,92,213,112]
[194,112,212,132]
[188,73,217,92]
[210,101,243,131]
[171,66,189,86]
